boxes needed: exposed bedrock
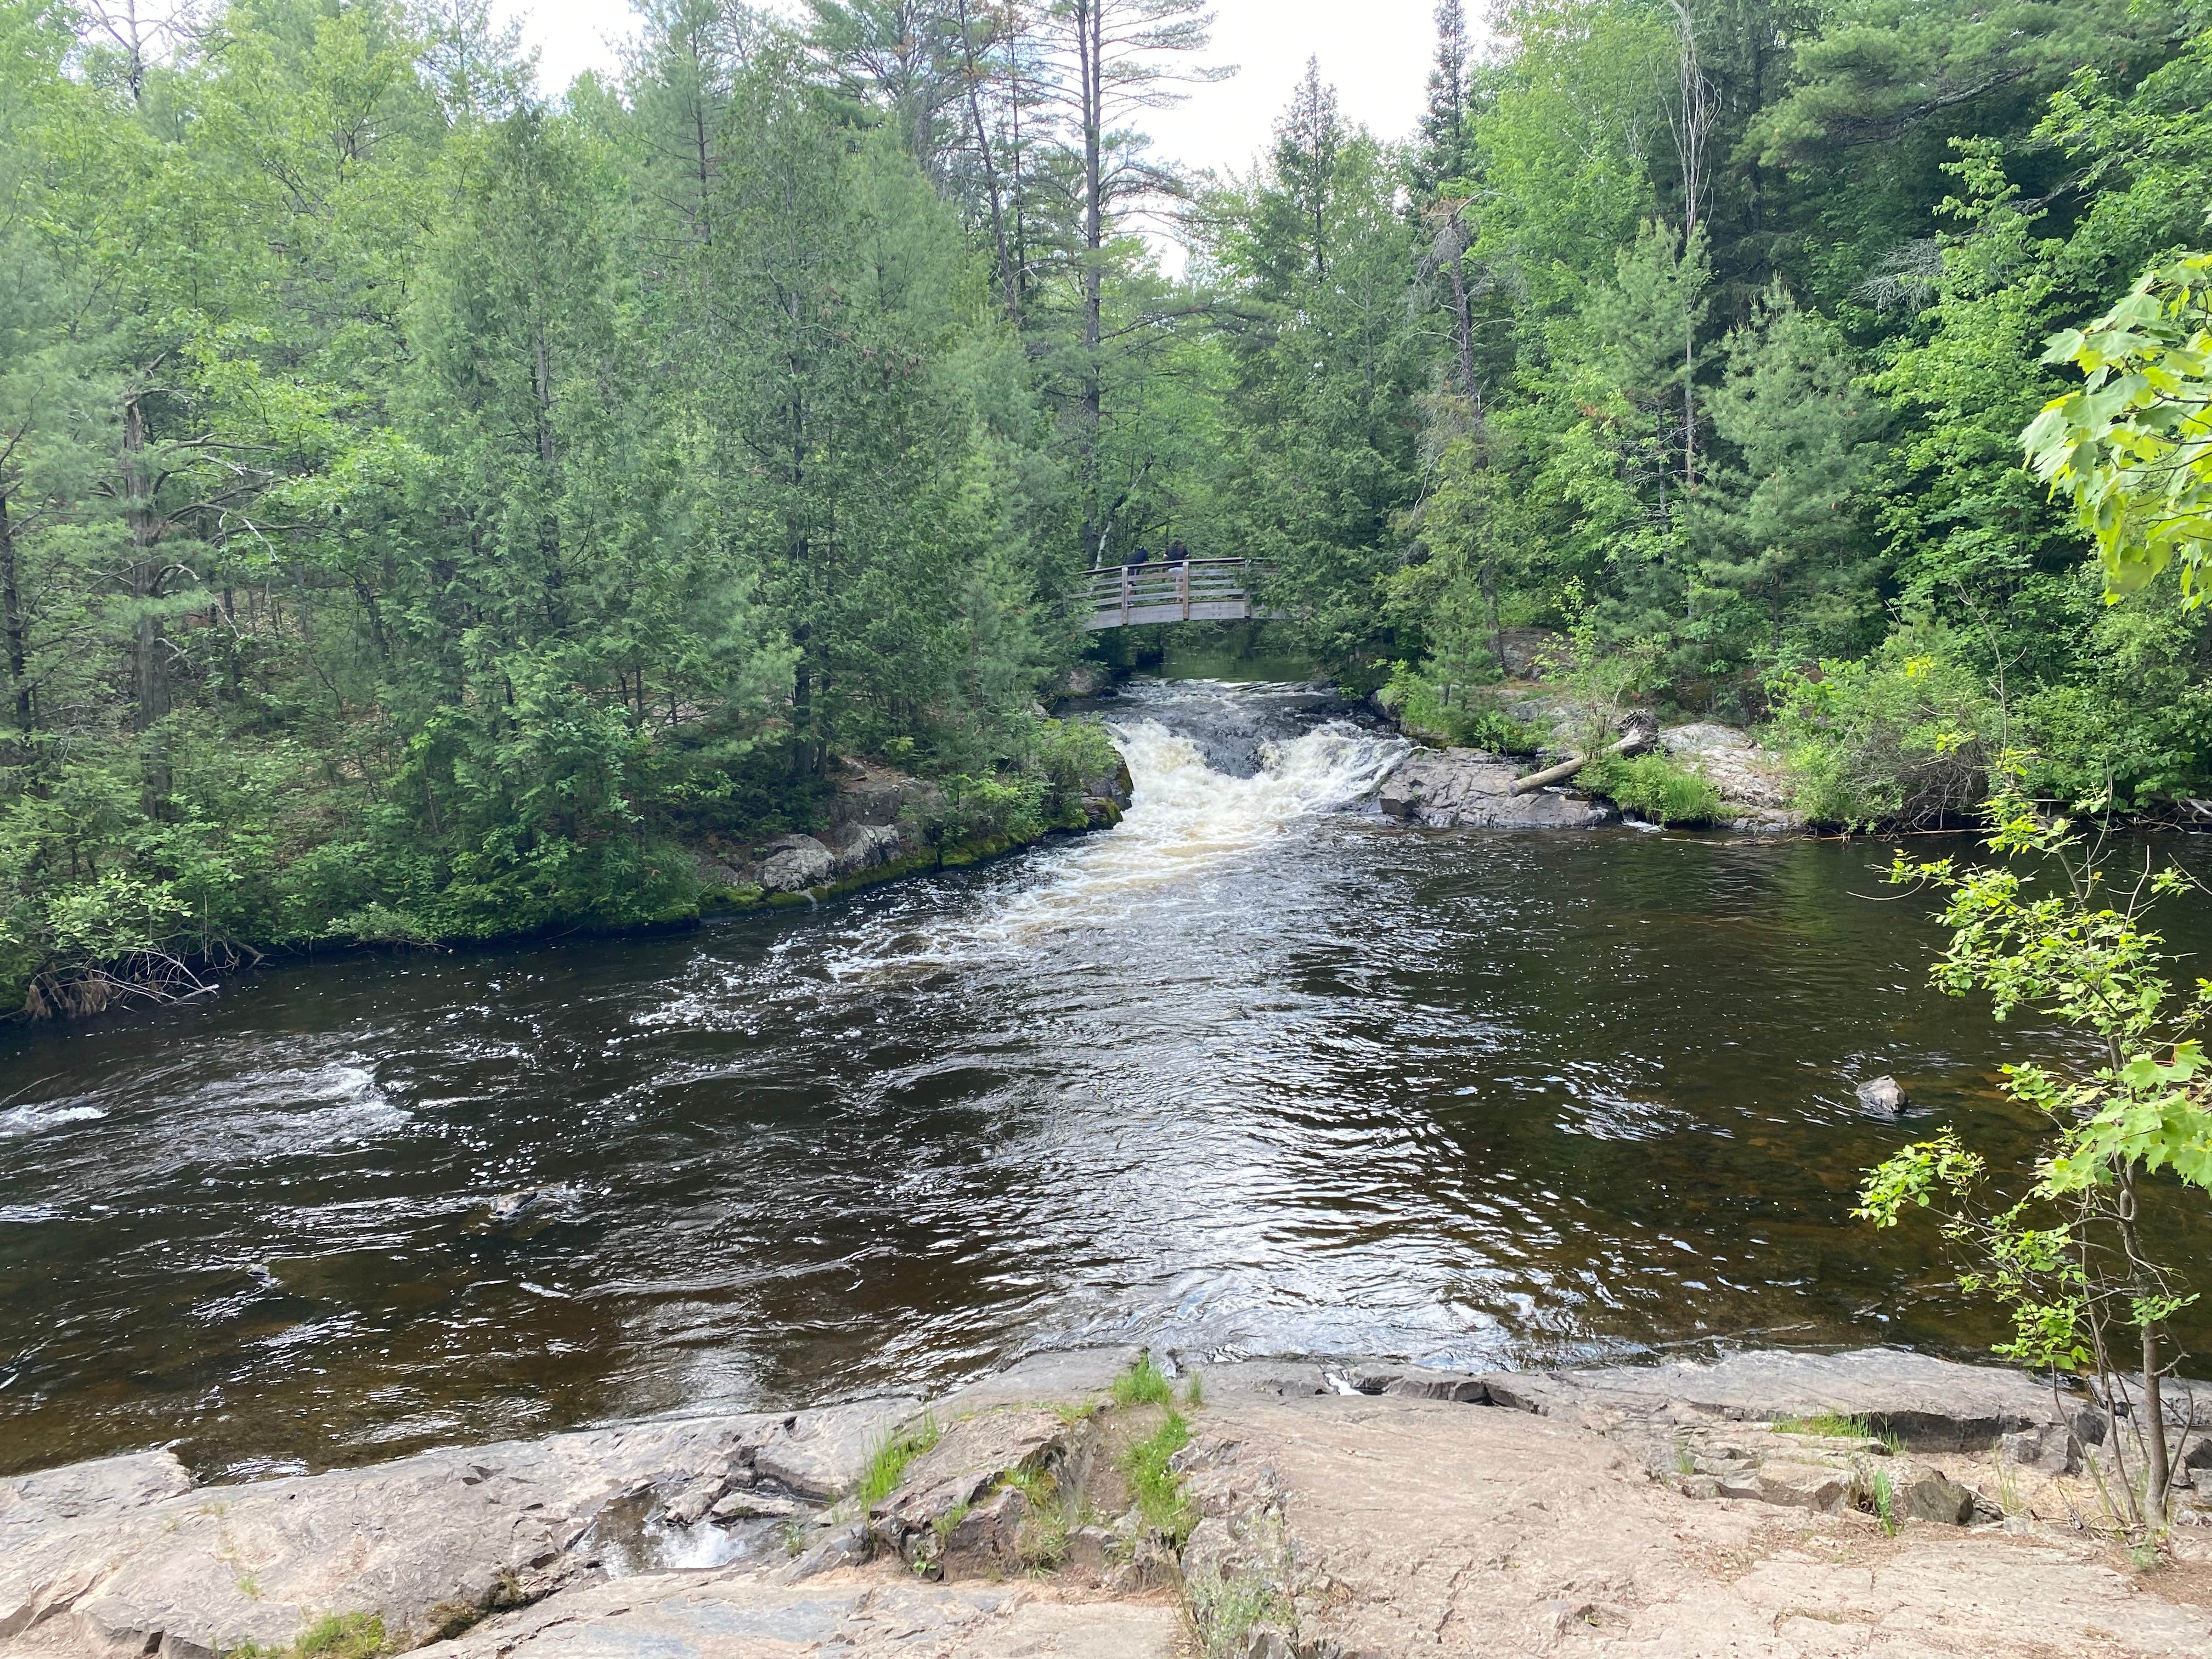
[1376,748,1616,829]
[7,1346,2211,1659]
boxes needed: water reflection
[2,680,2206,1481]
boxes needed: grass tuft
[1189,1568,1295,1659]
[1112,1352,1174,1407]
[1773,1412,1903,1454]
[1184,1371,1204,1408]
[1578,750,1722,826]
[857,1414,941,1508]
[1868,1466,1898,1536]
[1121,1409,1197,1543]
[223,1613,387,1659]
[297,1615,386,1659]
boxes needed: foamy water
[0,1101,106,1139]
[819,710,1408,977]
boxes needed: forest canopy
[0,0,2205,1009]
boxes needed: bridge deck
[1084,557,1280,631]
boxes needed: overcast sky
[498,1,1457,182]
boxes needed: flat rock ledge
[8,1347,2212,1659]
[1377,749,1615,830]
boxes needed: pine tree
[1412,0,1469,200]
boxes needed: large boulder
[829,763,946,832]
[750,834,837,893]
[1377,749,1615,830]
[824,822,906,879]
[1496,627,1572,681]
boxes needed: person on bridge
[1167,539,1189,566]
[1125,544,1152,573]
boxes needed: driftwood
[1506,710,1659,797]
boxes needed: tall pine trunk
[957,0,1019,326]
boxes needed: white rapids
[819,693,1408,978]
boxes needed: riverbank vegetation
[2,0,2208,1011]
[1206,0,2212,832]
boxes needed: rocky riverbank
[689,752,1135,914]
[1376,725,1805,836]
[8,1347,2209,1659]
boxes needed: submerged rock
[1377,748,1615,830]
[485,1185,576,1224]
[1856,1075,1910,1117]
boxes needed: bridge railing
[1082,557,1274,629]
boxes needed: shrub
[1578,752,1722,826]
[1768,637,2000,828]
[935,772,1048,846]
[1380,668,1544,754]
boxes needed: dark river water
[4,679,2208,1482]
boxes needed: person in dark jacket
[1167,538,1189,566]
[1125,544,1151,573]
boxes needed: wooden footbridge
[1083,557,1281,631]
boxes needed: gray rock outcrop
[867,1410,1068,1575]
[10,1346,2211,1659]
[412,1572,1182,1659]
[0,1398,916,1659]
[1659,721,1807,833]
[1474,1345,2074,1450]
[750,833,838,893]
[1377,749,1615,830]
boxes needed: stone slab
[1479,1347,2078,1450]
[411,1570,1182,1659]
[0,1400,916,1659]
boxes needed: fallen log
[1506,711,1658,797]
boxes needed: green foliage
[857,1415,942,1509]
[0,0,1114,1010]
[1578,751,1722,826]
[2025,253,2212,604]
[225,1612,387,1659]
[1187,1559,1296,1659]
[1110,1352,1174,1408]
[1379,670,1543,754]
[1768,640,2001,828]
[1866,1465,1898,1537]
[1119,1409,1196,1543]
[1770,1413,1899,1452]
[1859,790,2212,1524]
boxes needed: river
[3,678,2206,1481]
